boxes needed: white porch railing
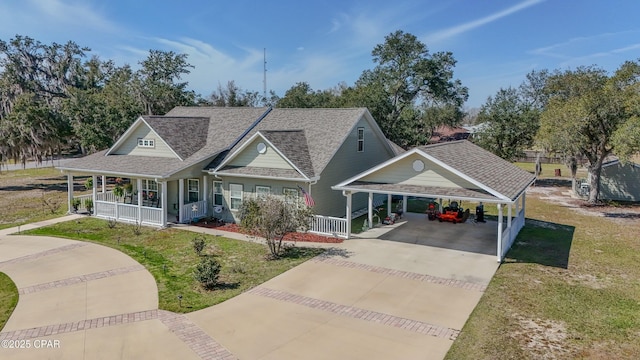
[94,200,163,227]
[74,193,93,210]
[96,191,117,202]
[310,215,348,239]
[181,200,208,223]
[501,209,525,258]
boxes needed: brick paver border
[0,243,87,267]
[158,310,236,360]
[0,310,158,341]
[248,287,460,340]
[313,257,488,292]
[18,264,145,295]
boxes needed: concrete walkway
[0,215,498,359]
[0,216,234,360]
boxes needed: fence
[309,215,348,238]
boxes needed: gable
[361,152,480,189]
[226,136,294,170]
[110,120,178,159]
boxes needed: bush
[192,235,206,256]
[193,257,221,290]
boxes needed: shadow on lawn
[504,218,575,269]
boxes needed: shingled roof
[59,107,270,178]
[142,116,209,159]
[212,108,377,176]
[334,140,535,203]
[419,141,535,201]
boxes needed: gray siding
[362,153,479,189]
[208,176,305,223]
[600,163,640,202]
[314,116,396,217]
[228,137,294,170]
[112,122,177,158]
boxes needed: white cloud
[426,0,545,43]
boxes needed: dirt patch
[192,222,344,244]
[527,186,640,225]
[511,314,573,359]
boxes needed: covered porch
[65,174,209,227]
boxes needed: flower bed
[192,221,343,243]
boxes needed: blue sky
[1,0,639,108]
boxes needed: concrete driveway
[1,216,498,360]
[189,237,498,359]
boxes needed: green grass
[446,194,640,359]
[0,272,19,331]
[0,167,89,230]
[23,218,324,313]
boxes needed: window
[187,179,199,203]
[142,179,160,202]
[283,187,298,206]
[357,127,364,152]
[213,181,223,206]
[255,185,271,198]
[137,138,155,148]
[229,184,243,210]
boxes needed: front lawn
[0,272,19,331]
[24,218,324,313]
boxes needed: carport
[332,140,536,262]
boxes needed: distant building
[429,125,470,143]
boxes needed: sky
[1,0,640,109]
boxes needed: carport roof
[333,140,535,203]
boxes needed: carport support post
[387,194,392,216]
[368,192,373,228]
[67,174,74,214]
[101,175,106,193]
[507,203,512,244]
[402,195,407,214]
[497,203,503,262]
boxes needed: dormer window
[138,138,155,148]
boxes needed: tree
[277,82,341,108]
[349,31,468,148]
[475,87,540,161]
[133,50,196,115]
[239,194,313,258]
[538,62,640,203]
[209,81,262,107]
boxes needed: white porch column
[91,175,97,215]
[497,203,503,262]
[368,192,373,229]
[178,179,185,223]
[67,174,74,214]
[522,192,526,222]
[203,174,209,216]
[137,178,143,223]
[387,193,392,216]
[507,202,513,244]
[161,181,168,227]
[402,195,407,213]
[345,191,352,239]
[101,175,106,193]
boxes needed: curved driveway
[0,216,498,359]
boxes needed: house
[581,157,640,202]
[57,107,399,235]
[429,125,470,143]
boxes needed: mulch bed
[191,220,343,244]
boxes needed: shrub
[192,235,206,256]
[193,257,221,290]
